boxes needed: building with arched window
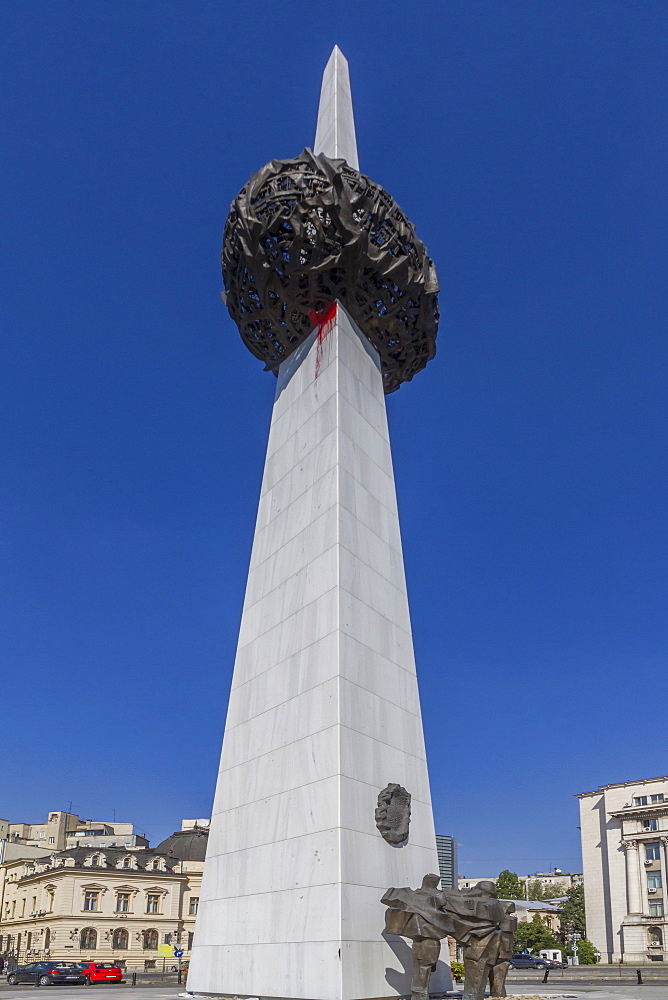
[112,928,129,951]
[80,928,97,950]
[0,823,208,970]
[143,929,159,951]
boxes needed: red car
[77,962,123,984]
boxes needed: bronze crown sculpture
[222,148,439,393]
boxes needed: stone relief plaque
[375,783,411,845]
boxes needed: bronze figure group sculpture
[382,876,517,1000]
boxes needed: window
[48,837,55,844]
[643,819,658,832]
[649,901,665,917]
[27,933,32,951]
[39,831,45,839]
[152,859,161,871]
[143,929,159,950]
[646,843,661,861]
[648,872,663,890]
[84,891,99,911]
[163,934,172,945]
[146,893,160,914]
[90,855,100,867]
[80,928,97,950]
[187,932,194,950]
[20,898,26,916]
[188,897,199,916]
[635,796,648,806]
[651,794,665,804]
[122,857,132,869]
[112,928,128,951]
[648,927,664,947]
[44,929,50,950]
[31,896,37,911]
[116,892,130,913]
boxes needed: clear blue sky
[1,1,666,876]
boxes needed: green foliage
[495,870,525,900]
[560,884,586,936]
[541,881,569,900]
[513,914,561,954]
[526,879,544,900]
[527,878,569,901]
[576,938,598,964]
[450,962,465,982]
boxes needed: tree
[541,880,569,901]
[528,878,570,901]
[513,915,561,954]
[560,884,586,936]
[527,879,544,901]
[495,870,525,900]
[576,938,598,964]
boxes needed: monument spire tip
[314,44,359,170]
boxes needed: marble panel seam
[339,588,414,641]
[242,543,339,614]
[244,533,408,615]
[338,542,410,603]
[338,723,428,764]
[230,629,338,692]
[209,772,341,814]
[268,366,339,441]
[338,429,398,496]
[225,666,422,736]
[223,677,339,734]
[259,402,340,499]
[339,675,423,721]
[337,773,434,808]
[338,507,403,559]
[231,628,419,692]
[251,492,338,560]
[259,428,338,503]
[337,363,392,435]
[245,507,337,584]
[236,586,338,651]
[216,723,339,775]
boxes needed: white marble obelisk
[187,48,447,1000]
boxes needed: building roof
[510,899,563,912]
[576,776,668,797]
[155,826,208,862]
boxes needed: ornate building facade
[0,826,207,969]
[578,776,668,962]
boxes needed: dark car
[508,953,549,969]
[7,962,87,986]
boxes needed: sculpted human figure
[451,881,517,1000]
[382,875,450,1000]
[381,876,517,1000]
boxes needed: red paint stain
[309,302,338,379]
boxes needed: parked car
[6,961,87,986]
[508,953,549,969]
[77,962,123,983]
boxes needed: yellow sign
[158,944,173,957]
